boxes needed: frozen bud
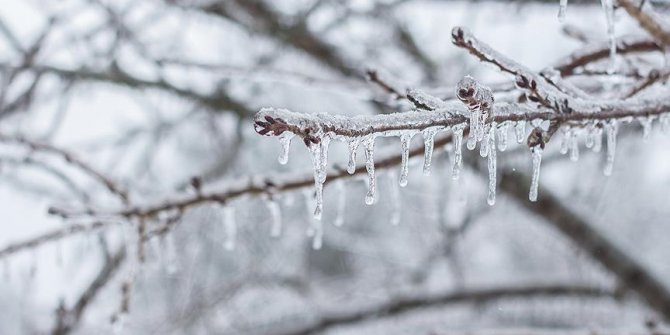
[527,127,547,149]
[456,75,477,103]
[475,86,494,112]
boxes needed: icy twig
[619,0,670,47]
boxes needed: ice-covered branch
[619,0,670,47]
[498,169,670,322]
[278,284,617,335]
[0,134,130,204]
[0,221,108,259]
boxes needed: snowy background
[1,0,670,334]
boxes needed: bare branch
[619,0,670,47]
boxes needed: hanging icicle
[497,122,509,151]
[423,127,439,176]
[452,125,465,180]
[604,120,618,176]
[487,124,497,206]
[529,146,544,202]
[347,138,360,174]
[363,137,376,205]
[558,0,569,22]
[277,133,295,165]
[399,133,414,187]
[267,200,282,237]
[515,121,526,144]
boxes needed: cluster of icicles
[259,113,670,251]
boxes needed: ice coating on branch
[364,137,376,205]
[277,133,294,165]
[452,125,464,180]
[529,146,543,202]
[407,89,447,111]
[604,120,618,176]
[334,180,345,227]
[569,131,579,162]
[347,138,360,174]
[223,205,236,251]
[268,200,282,237]
[638,116,654,141]
[558,0,568,22]
[457,76,481,150]
[515,121,526,144]
[399,133,414,186]
[423,127,439,176]
[601,0,616,72]
[487,124,497,206]
[497,122,509,151]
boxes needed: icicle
[347,138,360,174]
[334,180,345,227]
[399,133,413,187]
[479,124,489,158]
[452,125,464,180]
[222,205,237,251]
[467,108,481,151]
[529,146,543,202]
[593,127,603,152]
[487,125,497,206]
[309,137,330,220]
[423,128,438,176]
[638,116,654,141]
[569,131,579,162]
[389,173,401,225]
[363,137,376,205]
[585,123,596,148]
[312,218,323,250]
[515,121,526,144]
[601,0,616,73]
[604,120,618,176]
[268,200,282,237]
[497,123,508,152]
[661,115,670,133]
[558,0,568,22]
[277,133,294,165]
[560,127,570,154]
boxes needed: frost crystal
[277,133,294,165]
[487,124,497,206]
[452,125,465,180]
[529,146,543,202]
[423,127,439,176]
[223,205,236,251]
[604,120,618,176]
[515,121,526,144]
[364,137,376,205]
[399,133,414,186]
